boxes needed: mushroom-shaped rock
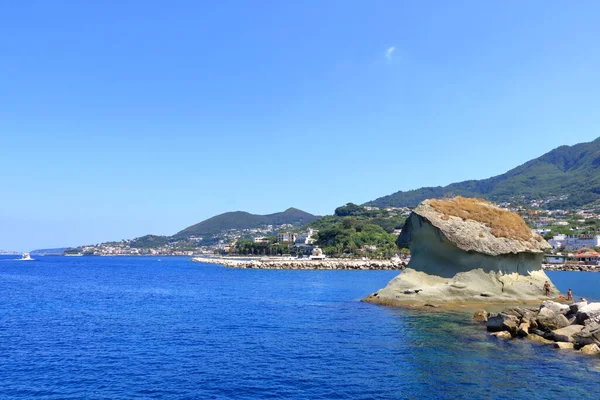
[397,197,552,278]
[364,197,559,307]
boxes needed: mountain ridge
[175,207,319,238]
[366,137,600,209]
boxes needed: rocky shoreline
[474,300,600,357]
[191,256,407,270]
[543,264,600,272]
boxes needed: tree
[334,203,364,217]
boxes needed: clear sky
[1,1,600,251]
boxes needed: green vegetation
[367,137,600,209]
[232,238,301,256]
[174,207,318,240]
[307,203,406,258]
[430,197,533,241]
[130,235,170,248]
[228,204,406,258]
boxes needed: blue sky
[1,1,600,250]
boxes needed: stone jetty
[543,264,600,272]
[476,300,600,358]
[191,256,406,270]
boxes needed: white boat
[19,253,34,261]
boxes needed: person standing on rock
[567,288,573,301]
[544,281,551,296]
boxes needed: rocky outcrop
[364,197,558,307]
[397,198,551,277]
[476,301,600,359]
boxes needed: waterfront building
[294,228,318,247]
[548,234,600,251]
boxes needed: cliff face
[365,197,557,307]
[397,198,551,278]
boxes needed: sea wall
[191,257,406,270]
[399,213,544,278]
[543,264,600,272]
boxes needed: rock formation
[365,197,559,306]
[476,300,600,359]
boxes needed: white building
[548,234,600,251]
[253,237,271,244]
[294,228,318,247]
[277,232,297,243]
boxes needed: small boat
[19,253,34,261]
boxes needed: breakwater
[476,299,600,358]
[543,264,600,272]
[191,256,407,270]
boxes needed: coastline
[191,256,406,270]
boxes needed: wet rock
[517,322,530,337]
[487,313,519,336]
[549,325,585,343]
[528,334,554,345]
[491,331,512,340]
[579,344,600,355]
[554,342,575,350]
[573,323,600,347]
[472,310,488,322]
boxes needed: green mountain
[174,207,319,238]
[367,137,600,209]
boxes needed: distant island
[30,248,69,256]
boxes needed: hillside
[30,247,68,255]
[367,137,600,209]
[175,207,318,238]
[305,203,407,258]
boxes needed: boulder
[517,322,530,337]
[487,313,519,336]
[548,325,585,343]
[575,303,600,325]
[573,323,600,347]
[554,342,575,350]
[579,344,600,355]
[536,307,570,331]
[569,301,588,315]
[472,310,489,322]
[491,331,512,340]
[528,334,554,345]
[540,300,570,316]
[503,307,536,319]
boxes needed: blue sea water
[0,256,599,400]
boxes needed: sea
[1,255,599,399]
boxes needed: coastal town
[54,196,600,271]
